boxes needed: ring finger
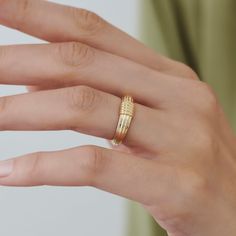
[0,85,160,151]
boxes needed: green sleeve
[127,0,236,235]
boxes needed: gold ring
[111,95,135,145]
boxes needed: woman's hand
[0,1,236,235]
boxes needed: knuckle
[193,82,218,113]
[0,46,7,61]
[200,83,218,111]
[57,42,95,67]
[0,46,12,78]
[27,152,43,184]
[180,169,209,199]
[175,62,199,80]
[196,131,219,156]
[70,7,105,37]
[66,86,100,113]
[0,96,10,115]
[182,65,199,80]
[0,96,12,130]
[14,0,31,29]
[82,145,108,186]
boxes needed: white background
[0,1,140,236]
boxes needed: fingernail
[0,159,13,177]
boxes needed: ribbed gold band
[111,95,135,145]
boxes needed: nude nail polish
[0,160,13,177]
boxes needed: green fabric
[128,0,236,235]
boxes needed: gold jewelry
[111,95,135,145]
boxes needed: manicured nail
[0,159,13,177]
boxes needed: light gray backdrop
[0,1,140,235]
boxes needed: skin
[0,0,236,235]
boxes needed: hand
[0,1,236,235]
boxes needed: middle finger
[0,42,176,108]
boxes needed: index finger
[0,0,197,79]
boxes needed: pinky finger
[0,145,170,205]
